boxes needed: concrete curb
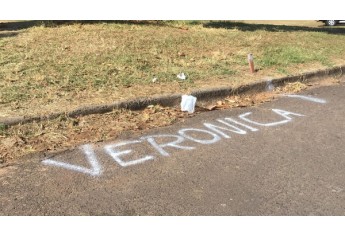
[1,65,344,127]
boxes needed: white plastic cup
[181,95,197,113]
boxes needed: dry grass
[0,77,341,164]
[0,105,190,163]
[1,20,345,119]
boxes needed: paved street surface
[1,81,345,215]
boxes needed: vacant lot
[1,20,345,118]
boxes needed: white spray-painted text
[42,95,326,176]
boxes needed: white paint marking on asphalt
[203,120,246,138]
[283,94,327,104]
[142,135,195,157]
[104,140,154,167]
[42,144,102,177]
[222,117,259,132]
[178,128,221,144]
[239,109,304,127]
[42,101,320,176]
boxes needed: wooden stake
[248,53,255,73]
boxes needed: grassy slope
[1,20,345,117]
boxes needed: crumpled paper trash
[177,72,186,80]
[181,95,197,113]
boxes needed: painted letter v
[42,144,102,177]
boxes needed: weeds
[0,123,7,134]
[0,20,344,118]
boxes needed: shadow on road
[0,31,19,39]
[0,21,39,31]
[0,20,168,29]
[0,21,39,39]
[0,20,168,39]
[203,21,345,35]
[1,20,344,36]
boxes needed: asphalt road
[1,81,345,216]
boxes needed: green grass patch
[0,123,8,136]
[259,46,325,67]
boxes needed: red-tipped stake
[248,53,255,73]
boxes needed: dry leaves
[0,79,326,163]
[200,89,280,113]
[275,82,307,93]
[0,105,191,163]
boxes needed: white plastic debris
[180,95,197,113]
[266,79,274,91]
[177,72,186,80]
[152,77,158,83]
